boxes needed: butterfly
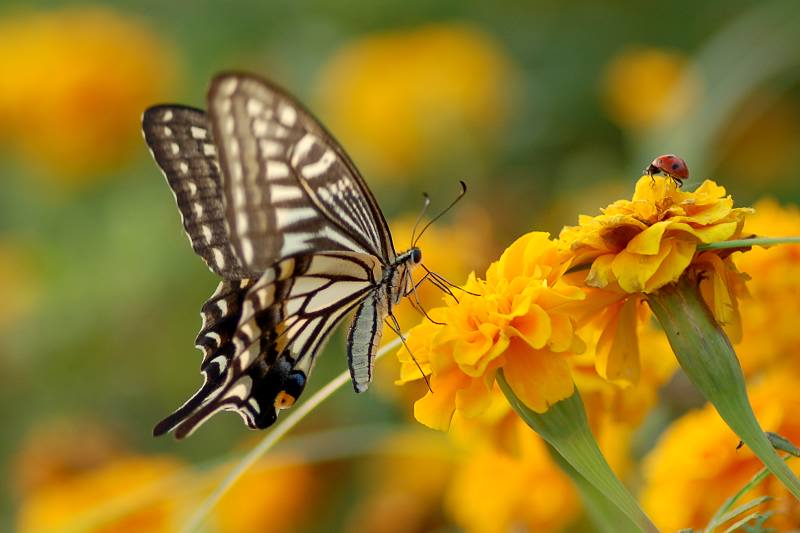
[142,72,453,438]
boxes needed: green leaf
[647,275,800,501]
[497,373,657,532]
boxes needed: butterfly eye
[411,248,422,264]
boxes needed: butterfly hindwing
[142,105,255,279]
[153,279,255,436]
[163,251,383,438]
[206,73,395,272]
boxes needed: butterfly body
[143,73,422,438]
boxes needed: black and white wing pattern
[145,72,422,439]
[206,72,396,271]
[142,105,256,279]
[155,251,383,439]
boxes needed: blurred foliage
[1,0,800,531]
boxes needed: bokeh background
[2,1,800,531]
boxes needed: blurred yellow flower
[12,419,125,499]
[316,24,515,179]
[601,47,698,130]
[560,176,752,382]
[345,431,454,533]
[398,232,586,430]
[17,455,185,533]
[0,7,178,183]
[640,369,800,531]
[734,199,800,375]
[446,423,580,533]
[214,457,318,533]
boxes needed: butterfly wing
[142,105,256,279]
[156,251,383,438]
[206,72,396,271]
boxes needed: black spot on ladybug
[671,163,680,170]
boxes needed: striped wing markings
[289,132,385,257]
[153,279,255,436]
[142,105,254,279]
[206,72,395,272]
[166,251,383,438]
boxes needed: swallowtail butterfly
[143,72,433,438]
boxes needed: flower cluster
[559,175,752,382]
[398,232,586,429]
[640,368,800,531]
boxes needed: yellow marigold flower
[0,8,178,183]
[214,457,318,533]
[601,47,698,130]
[398,232,586,430]
[734,199,800,375]
[640,369,800,531]
[17,455,185,533]
[345,431,454,533]
[12,419,125,498]
[315,24,515,179]
[446,424,580,533]
[560,176,752,381]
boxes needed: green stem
[647,276,800,501]
[182,337,403,532]
[497,373,657,532]
[697,236,800,251]
[544,443,641,533]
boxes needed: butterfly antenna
[421,264,479,297]
[405,269,445,325]
[412,181,467,247]
[410,193,432,249]
[385,315,433,393]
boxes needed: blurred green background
[1,0,800,531]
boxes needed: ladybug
[645,154,689,187]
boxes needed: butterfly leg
[385,314,432,393]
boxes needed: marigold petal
[509,303,551,349]
[502,338,574,413]
[585,254,615,288]
[455,373,495,419]
[626,220,671,255]
[413,369,469,430]
[643,239,696,292]
[611,242,672,293]
[667,220,740,243]
[595,297,641,383]
[547,312,575,352]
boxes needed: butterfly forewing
[142,105,255,279]
[206,73,395,271]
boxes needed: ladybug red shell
[645,154,689,187]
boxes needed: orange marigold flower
[601,47,698,130]
[315,23,516,180]
[640,368,800,531]
[734,199,800,375]
[446,424,580,533]
[0,7,178,182]
[17,455,185,533]
[398,232,585,430]
[214,457,318,533]
[559,176,753,382]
